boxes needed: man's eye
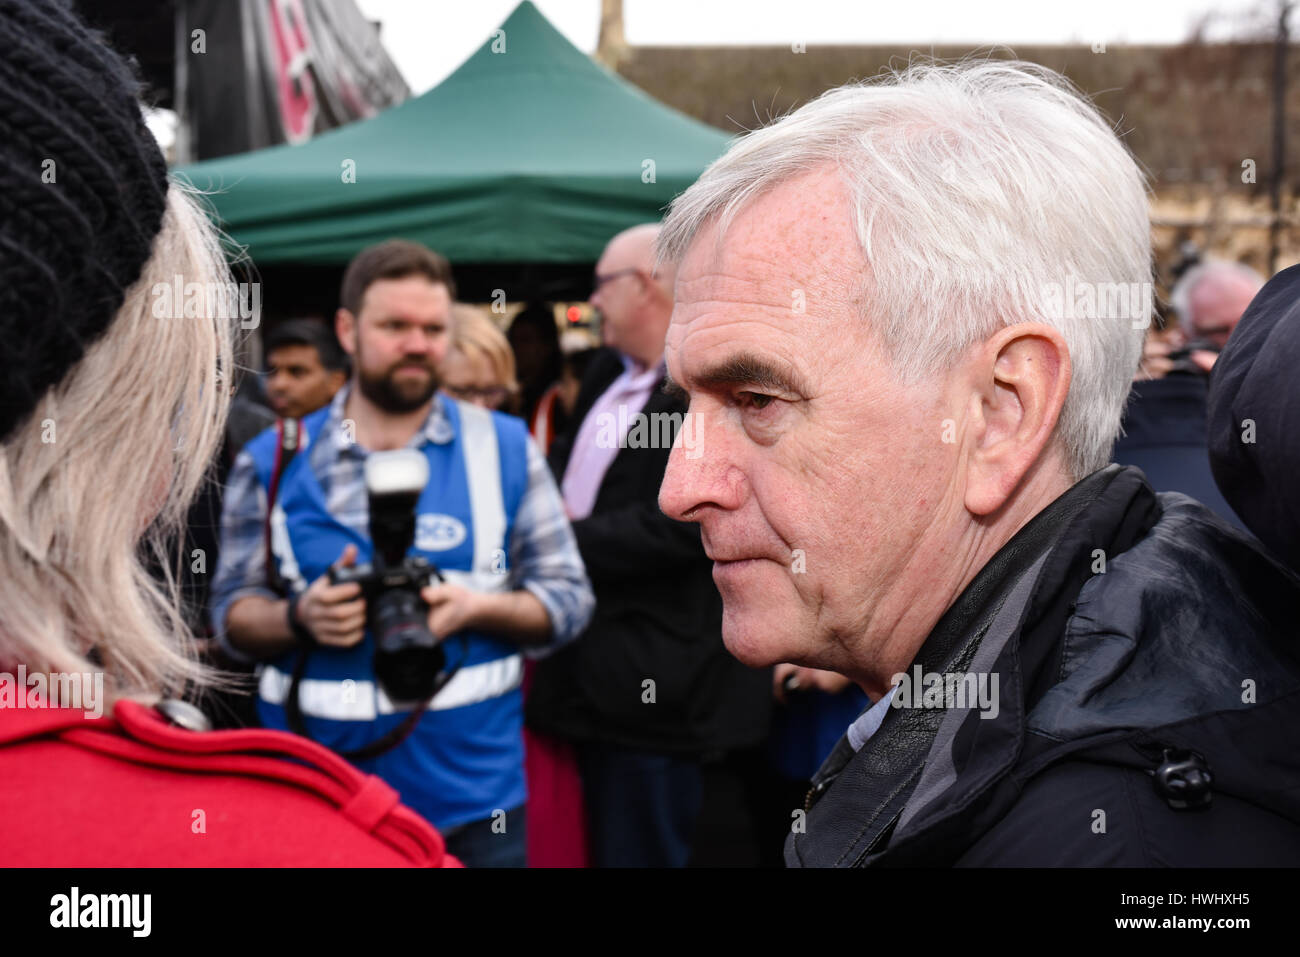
[740,392,776,411]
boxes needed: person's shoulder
[961,744,1300,866]
[1084,493,1300,646]
[486,406,530,446]
[0,700,459,867]
[955,759,1146,866]
[241,418,282,464]
[578,348,625,395]
[1025,494,1300,740]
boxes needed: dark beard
[357,360,440,413]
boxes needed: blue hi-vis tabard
[244,397,531,831]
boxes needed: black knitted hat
[0,0,170,441]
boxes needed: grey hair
[1170,259,1265,329]
[658,60,1153,480]
[0,184,237,707]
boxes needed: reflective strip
[441,567,510,594]
[456,400,508,581]
[258,654,523,719]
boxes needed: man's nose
[402,328,432,355]
[659,418,744,521]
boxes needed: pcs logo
[415,514,467,552]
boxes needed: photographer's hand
[297,543,367,648]
[1190,349,1218,373]
[421,582,484,640]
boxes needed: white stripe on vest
[258,654,523,719]
[456,400,509,588]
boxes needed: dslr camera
[329,449,448,702]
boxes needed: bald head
[592,223,675,368]
[605,224,675,293]
[1174,261,1265,348]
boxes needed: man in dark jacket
[527,225,772,867]
[654,62,1300,866]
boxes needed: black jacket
[526,348,772,754]
[787,465,1300,866]
[1113,374,1242,530]
[1208,262,1300,572]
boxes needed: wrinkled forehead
[673,167,863,317]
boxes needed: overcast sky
[356,0,1279,94]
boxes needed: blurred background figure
[264,319,350,419]
[530,333,600,456]
[759,665,868,866]
[1113,259,1265,529]
[441,305,520,413]
[509,303,565,429]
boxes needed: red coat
[0,698,461,867]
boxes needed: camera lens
[371,588,444,701]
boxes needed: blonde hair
[0,185,238,707]
[448,306,519,394]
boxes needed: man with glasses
[526,224,772,867]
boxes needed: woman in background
[441,305,521,413]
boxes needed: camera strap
[283,646,464,762]
[263,417,301,594]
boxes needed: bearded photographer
[211,241,594,868]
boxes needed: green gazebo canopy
[177,1,732,265]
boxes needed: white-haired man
[1172,259,1265,352]
[657,61,1300,866]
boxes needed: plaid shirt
[210,385,594,662]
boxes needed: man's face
[265,343,344,418]
[659,168,961,677]
[590,253,645,358]
[1191,279,1258,349]
[342,276,452,413]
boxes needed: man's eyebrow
[677,352,810,397]
[662,373,687,401]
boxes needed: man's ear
[963,323,1071,516]
[335,308,357,356]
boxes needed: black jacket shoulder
[788,467,1300,867]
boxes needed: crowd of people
[1,0,1298,869]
